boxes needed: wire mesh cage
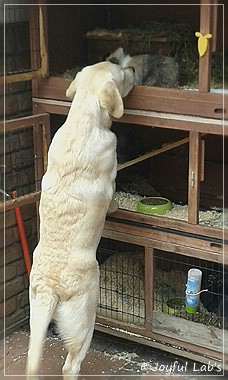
[154,251,223,329]
[97,238,225,333]
[3,5,31,76]
[97,238,145,325]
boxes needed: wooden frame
[1,113,50,213]
[0,5,48,86]
[5,0,224,366]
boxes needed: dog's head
[66,61,134,118]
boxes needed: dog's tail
[26,289,58,379]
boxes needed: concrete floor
[0,326,225,379]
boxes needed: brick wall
[0,205,37,336]
[2,127,36,197]
[1,14,38,336]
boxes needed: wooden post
[200,139,205,181]
[29,1,49,237]
[29,5,40,97]
[42,115,51,172]
[211,0,218,53]
[198,1,216,92]
[188,131,201,224]
[38,4,49,78]
[144,247,154,330]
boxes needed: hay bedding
[114,191,222,228]
[99,251,145,323]
[57,23,222,89]
[99,252,221,327]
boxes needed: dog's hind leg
[26,290,58,380]
[62,324,94,380]
[56,290,98,380]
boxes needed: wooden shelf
[103,208,223,263]
[35,76,225,122]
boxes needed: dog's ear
[66,78,77,100]
[66,70,83,100]
[99,82,124,118]
[113,47,124,61]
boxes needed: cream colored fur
[26,61,134,380]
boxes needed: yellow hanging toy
[195,32,212,57]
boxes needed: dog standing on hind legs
[26,61,135,380]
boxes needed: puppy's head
[66,61,134,119]
[105,47,125,65]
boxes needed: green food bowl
[162,298,185,315]
[137,197,173,215]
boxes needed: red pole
[11,191,31,278]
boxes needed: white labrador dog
[26,61,134,380]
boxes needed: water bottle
[185,268,202,313]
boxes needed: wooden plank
[0,113,49,134]
[0,71,41,86]
[118,136,190,171]
[0,191,41,212]
[95,323,223,366]
[104,220,222,254]
[144,247,154,329]
[200,139,205,181]
[33,98,70,115]
[152,311,222,352]
[42,115,51,172]
[188,131,201,224]
[95,317,222,361]
[37,77,71,100]
[198,2,213,92]
[32,97,224,135]
[39,5,49,77]
[36,77,225,119]
[211,1,218,52]
[120,111,223,135]
[124,86,224,119]
[33,124,44,192]
[102,229,223,264]
[29,5,41,97]
[107,209,222,240]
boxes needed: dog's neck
[67,92,112,130]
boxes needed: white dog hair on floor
[26,61,134,380]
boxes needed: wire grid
[4,19,31,76]
[3,127,42,198]
[154,251,223,329]
[97,238,145,325]
[4,5,28,24]
[96,239,224,330]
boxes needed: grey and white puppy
[106,47,179,88]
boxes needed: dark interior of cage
[3,21,31,76]
[47,5,222,89]
[49,114,224,227]
[96,238,227,330]
[112,122,224,227]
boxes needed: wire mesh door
[97,238,145,326]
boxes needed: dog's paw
[107,199,118,214]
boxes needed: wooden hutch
[2,0,227,370]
